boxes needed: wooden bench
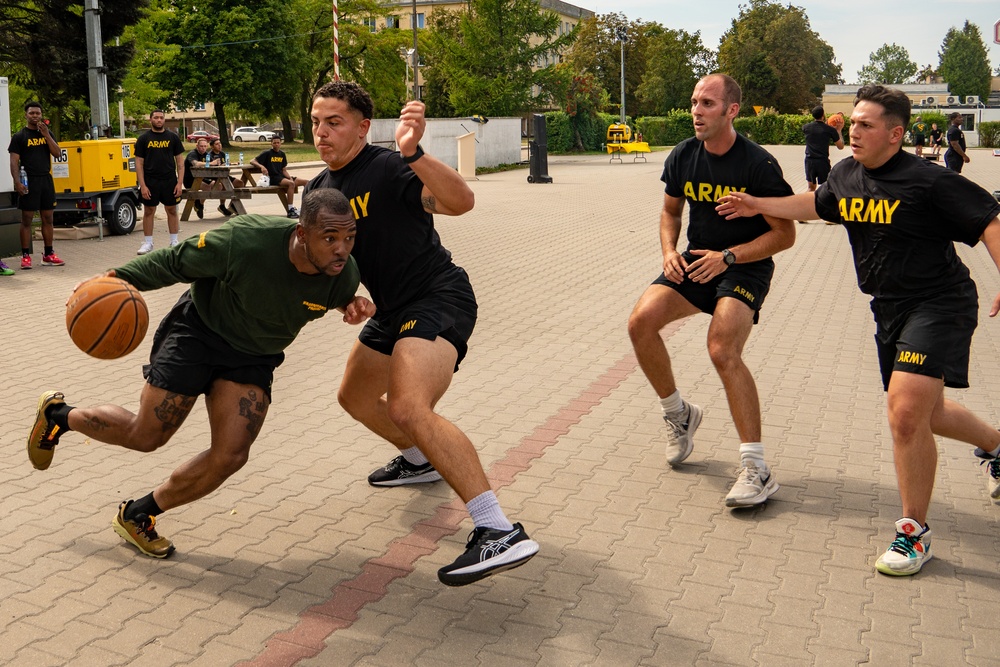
[235,185,297,210]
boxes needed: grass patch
[184,140,320,164]
[476,162,528,175]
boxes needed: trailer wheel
[108,196,137,235]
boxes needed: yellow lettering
[883,199,900,224]
[197,232,207,248]
[399,319,417,333]
[302,301,327,312]
[838,198,849,220]
[354,192,370,218]
[864,199,883,223]
[683,182,695,200]
[698,183,713,202]
[27,137,47,147]
[848,198,863,222]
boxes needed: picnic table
[180,165,296,221]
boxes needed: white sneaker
[169,239,180,248]
[875,518,932,576]
[663,402,702,466]
[137,241,154,255]
[725,461,778,507]
[974,448,1000,500]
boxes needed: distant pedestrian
[910,115,926,158]
[944,112,970,173]
[135,110,184,255]
[929,123,943,157]
[798,105,844,224]
[7,101,65,270]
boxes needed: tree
[563,13,662,118]
[1,0,148,138]
[426,0,575,117]
[938,21,991,101]
[133,0,306,145]
[547,64,609,150]
[857,43,918,84]
[717,0,841,113]
[636,28,715,115]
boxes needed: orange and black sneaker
[113,501,175,559]
[27,391,66,470]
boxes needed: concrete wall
[368,117,522,169]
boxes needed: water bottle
[239,152,244,165]
[225,153,230,166]
[19,166,28,192]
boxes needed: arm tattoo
[238,389,267,437]
[421,194,438,213]
[154,392,196,433]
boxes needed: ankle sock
[47,403,74,431]
[401,446,429,466]
[125,493,163,520]
[659,391,684,416]
[467,490,513,531]
[739,442,767,470]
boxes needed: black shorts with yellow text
[143,291,284,400]
[652,252,774,324]
[141,176,181,208]
[872,282,978,391]
[358,267,478,372]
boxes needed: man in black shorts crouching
[718,84,1000,577]
[27,189,372,559]
[627,73,795,508]
[306,81,539,586]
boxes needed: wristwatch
[722,249,737,266]
[402,144,424,164]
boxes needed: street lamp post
[403,48,415,99]
[616,27,627,125]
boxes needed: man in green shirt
[27,189,373,559]
[911,116,927,158]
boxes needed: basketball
[66,276,149,359]
[827,112,845,130]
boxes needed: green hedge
[543,111,622,152]
[978,121,1000,149]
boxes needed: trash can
[527,114,553,184]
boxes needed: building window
[193,101,206,111]
[414,13,425,29]
[364,16,376,32]
[386,15,399,29]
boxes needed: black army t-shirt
[255,149,288,184]
[304,144,456,313]
[661,133,793,259]
[8,127,55,176]
[946,124,965,152]
[802,120,841,160]
[135,129,184,177]
[815,150,999,300]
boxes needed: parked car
[186,130,219,142]
[232,126,275,142]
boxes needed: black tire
[259,136,268,141]
[108,196,137,235]
[234,135,243,142]
[527,175,534,183]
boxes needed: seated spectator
[183,138,212,219]
[208,138,243,216]
[250,137,307,218]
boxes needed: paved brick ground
[2,145,1000,666]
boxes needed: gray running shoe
[725,461,778,507]
[664,402,702,466]
[974,448,1000,499]
[368,455,442,486]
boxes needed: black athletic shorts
[945,153,964,173]
[913,134,925,146]
[804,158,831,185]
[358,267,478,372]
[19,175,56,212]
[141,176,181,208]
[872,283,978,391]
[143,291,285,400]
[652,252,774,324]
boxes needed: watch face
[724,250,735,265]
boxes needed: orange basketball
[827,112,845,130]
[66,276,149,359]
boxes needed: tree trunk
[281,115,294,143]
[215,103,230,146]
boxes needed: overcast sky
[588,0,1000,87]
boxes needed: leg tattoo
[238,389,266,437]
[154,392,196,433]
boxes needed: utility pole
[411,0,419,99]
[84,0,110,137]
[616,26,627,125]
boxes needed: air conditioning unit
[945,95,959,105]
[924,96,937,106]
[966,95,980,105]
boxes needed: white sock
[739,442,767,470]
[659,391,684,416]
[466,490,513,531]
[144,235,153,244]
[400,446,428,466]
[985,443,1000,458]
[169,233,178,244]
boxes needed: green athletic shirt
[114,215,360,356]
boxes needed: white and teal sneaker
[875,518,932,576]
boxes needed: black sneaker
[194,199,204,219]
[438,523,540,586]
[287,206,299,219]
[217,203,230,217]
[367,455,442,486]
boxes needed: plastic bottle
[239,152,244,165]
[225,153,230,166]
[19,166,28,192]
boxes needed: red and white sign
[995,18,1000,44]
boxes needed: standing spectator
[306,81,540,586]
[626,73,795,508]
[135,110,185,255]
[945,112,970,173]
[929,123,943,157]
[799,106,845,224]
[183,137,211,219]
[251,137,307,218]
[910,115,927,158]
[7,101,65,270]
